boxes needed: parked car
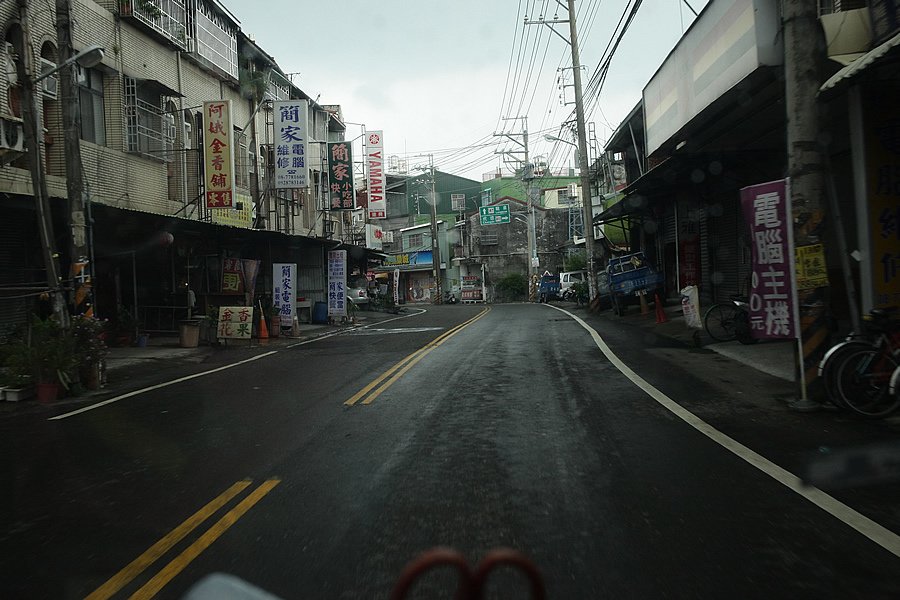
[346,276,370,308]
[560,270,588,297]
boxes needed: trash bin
[312,301,328,324]
[179,319,200,348]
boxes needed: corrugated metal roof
[820,30,900,93]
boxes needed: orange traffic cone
[258,312,269,342]
[655,293,669,324]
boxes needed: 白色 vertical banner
[273,263,296,324]
[366,130,386,219]
[274,100,309,189]
[740,179,797,340]
[328,251,347,317]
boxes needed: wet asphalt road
[2,303,900,599]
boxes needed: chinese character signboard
[383,251,432,267]
[327,141,354,209]
[366,224,384,250]
[221,258,245,293]
[210,193,252,228]
[217,306,254,340]
[274,100,309,189]
[327,250,347,317]
[393,268,400,305]
[479,204,510,225]
[740,179,798,340]
[272,263,296,323]
[678,201,701,287]
[462,274,483,301]
[865,98,900,308]
[203,100,234,208]
[366,130,386,219]
[795,244,829,290]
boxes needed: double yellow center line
[87,478,280,600]
[345,307,490,406]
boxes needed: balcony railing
[120,0,188,50]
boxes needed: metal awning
[820,30,900,93]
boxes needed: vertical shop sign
[272,263,296,323]
[678,202,701,287]
[393,268,400,305]
[203,100,234,208]
[866,102,900,308]
[274,100,309,189]
[366,130,386,219]
[327,141,355,209]
[221,258,245,293]
[328,251,347,317]
[740,179,798,340]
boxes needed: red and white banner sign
[366,130,386,219]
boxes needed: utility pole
[494,116,537,298]
[528,3,598,302]
[17,0,68,326]
[57,0,90,317]
[429,155,443,304]
[567,0,599,303]
[784,0,829,406]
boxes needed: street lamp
[544,134,576,146]
[35,44,104,84]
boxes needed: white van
[559,270,587,294]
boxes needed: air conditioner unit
[0,116,25,156]
[5,43,17,85]
[40,58,58,99]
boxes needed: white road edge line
[547,303,900,558]
[52,309,431,419]
[48,351,280,421]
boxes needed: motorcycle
[443,291,458,304]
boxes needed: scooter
[443,291,458,304]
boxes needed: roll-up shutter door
[297,244,326,304]
[707,194,742,301]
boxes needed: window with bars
[233,128,248,189]
[77,66,105,145]
[121,0,188,49]
[187,0,238,79]
[406,233,424,250]
[124,76,173,160]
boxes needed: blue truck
[606,252,664,315]
[538,274,560,303]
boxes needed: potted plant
[267,304,280,338]
[4,318,76,403]
[71,315,108,391]
[112,305,139,347]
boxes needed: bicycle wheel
[834,348,900,418]
[819,340,873,408]
[704,303,739,341]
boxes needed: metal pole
[430,155,442,303]
[567,0,599,303]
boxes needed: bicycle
[703,297,757,344]
[829,308,900,418]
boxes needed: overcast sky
[225,0,710,182]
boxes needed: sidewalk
[0,310,404,416]
[608,300,797,382]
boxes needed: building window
[124,76,172,160]
[234,128,248,189]
[77,66,105,145]
[187,0,239,79]
[407,233,424,250]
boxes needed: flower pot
[80,363,101,391]
[36,382,59,404]
[269,315,280,337]
[5,386,34,402]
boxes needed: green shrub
[494,272,527,302]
